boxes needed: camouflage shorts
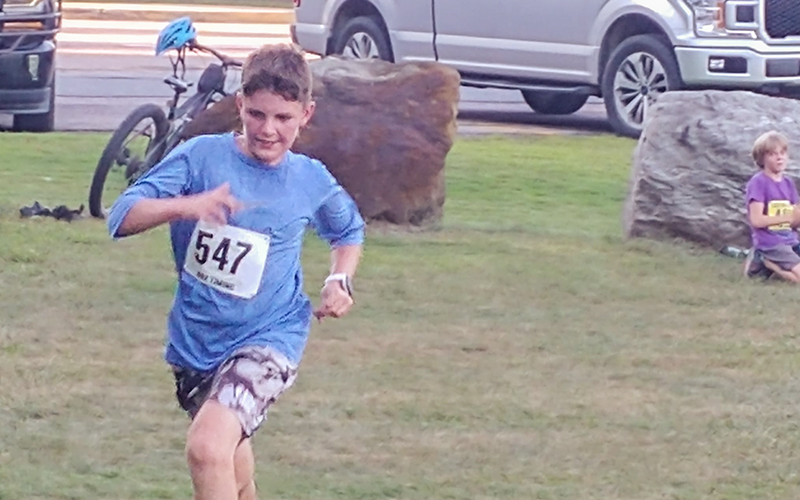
[173,345,298,437]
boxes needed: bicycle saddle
[164,75,192,93]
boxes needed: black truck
[0,0,61,132]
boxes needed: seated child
[744,130,800,282]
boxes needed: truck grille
[0,31,47,51]
[0,0,61,53]
[765,0,800,39]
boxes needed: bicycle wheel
[89,104,170,219]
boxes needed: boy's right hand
[791,205,800,227]
[180,183,242,225]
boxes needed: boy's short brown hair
[752,130,789,169]
[241,44,312,104]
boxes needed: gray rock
[182,56,461,227]
[623,90,800,248]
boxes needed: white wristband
[324,273,353,296]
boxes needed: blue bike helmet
[155,17,196,55]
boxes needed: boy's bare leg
[789,263,800,283]
[235,438,257,500]
[763,259,800,283]
[186,401,243,500]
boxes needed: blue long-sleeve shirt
[108,133,365,371]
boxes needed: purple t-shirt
[745,171,799,249]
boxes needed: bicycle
[88,31,242,219]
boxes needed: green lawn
[2,132,799,500]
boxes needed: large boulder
[182,57,461,226]
[623,90,800,249]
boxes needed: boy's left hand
[313,282,353,321]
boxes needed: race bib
[767,200,792,232]
[183,221,270,299]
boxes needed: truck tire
[13,84,55,132]
[522,90,588,115]
[601,34,682,138]
[333,16,393,62]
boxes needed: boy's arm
[311,188,365,320]
[313,244,363,320]
[108,151,192,238]
[117,183,241,236]
[790,182,800,228]
[328,244,362,278]
[748,201,794,228]
[108,149,241,238]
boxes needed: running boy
[744,130,800,282]
[107,43,365,500]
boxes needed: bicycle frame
[89,33,244,218]
[131,42,241,182]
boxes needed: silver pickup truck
[292,0,800,137]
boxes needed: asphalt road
[0,19,612,135]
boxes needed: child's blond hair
[752,130,789,169]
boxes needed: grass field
[2,132,800,500]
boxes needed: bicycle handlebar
[188,40,243,68]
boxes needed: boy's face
[763,146,788,174]
[236,88,314,166]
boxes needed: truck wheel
[333,16,393,62]
[13,84,56,132]
[521,90,588,115]
[601,34,682,138]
